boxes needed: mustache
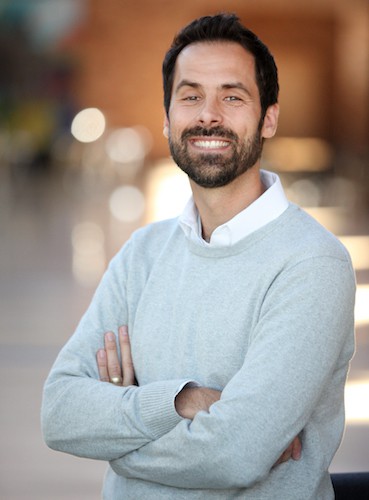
[181,126,238,142]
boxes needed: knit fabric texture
[42,203,356,499]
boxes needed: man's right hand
[175,386,302,466]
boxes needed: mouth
[189,137,232,152]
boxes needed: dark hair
[162,13,279,119]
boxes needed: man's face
[164,41,274,188]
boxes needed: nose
[196,96,223,126]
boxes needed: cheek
[167,116,186,140]
[167,123,179,141]
[169,105,199,127]
[233,118,259,140]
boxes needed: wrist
[175,387,221,419]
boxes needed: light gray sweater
[42,203,356,499]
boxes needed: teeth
[193,140,229,149]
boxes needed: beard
[168,124,263,188]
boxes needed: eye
[183,95,200,101]
[224,96,242,102]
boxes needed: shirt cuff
[138,379,198,439]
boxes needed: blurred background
[0,0,368,498]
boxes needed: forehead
[173,41,257,89]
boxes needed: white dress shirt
[179,170,289,247]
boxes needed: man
[42,13,355,499]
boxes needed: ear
[163,114,169,139]
[261,104,279,139]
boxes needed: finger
[119,326,135,386]
[97,349,110,382]
[275,444,292,466]
[292,435,302,460]
[104,331,122,384]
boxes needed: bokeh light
[105,126,152,164]
[345,381,369,424]
[109,185,146,222]
[355,285,369,326]
[339,236,369,271]
[146,158,191,222]
[71,107,106,143]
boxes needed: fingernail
[106,332,115,342]
[98,349,105,359]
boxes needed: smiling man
[166,43,270,189]
[42,14,355,499]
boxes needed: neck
[190,166,265,242]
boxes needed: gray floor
[1,170,368,499]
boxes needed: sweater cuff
[139,379,196,438]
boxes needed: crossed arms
[42,245,355,489]
[97,325,302,467]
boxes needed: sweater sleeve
[107,256,356,488]
[41,243,187,461]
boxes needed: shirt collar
[179,169,289,247]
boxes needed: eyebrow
[174,80,201,93]
[174,79,252,97]
[221,82,251,95]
